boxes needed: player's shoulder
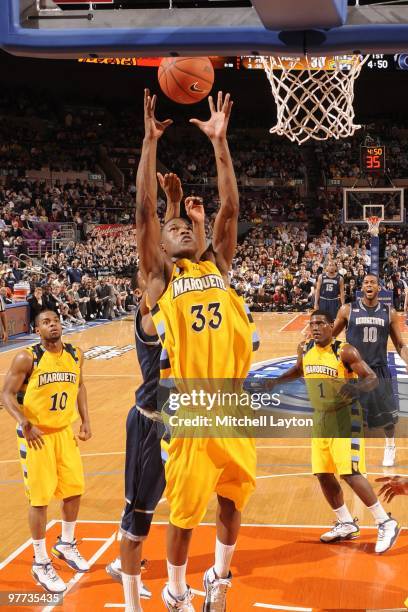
[63,343,82,363]
[10,347,35,372]
[298,339,314,355]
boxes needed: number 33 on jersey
[151,258,259,381]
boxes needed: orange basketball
[158,57,214,104]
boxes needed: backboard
[343,188,405,225]
[3,0,408,58]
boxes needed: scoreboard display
[360,146,386,174]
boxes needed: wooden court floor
[0,313,408,611]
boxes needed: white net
[262,55,369,145]
[367,216,381,237]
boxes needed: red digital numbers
[361,146,385,174]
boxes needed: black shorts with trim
[359,365,398,429]
[120,406,166,541]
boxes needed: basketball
[158,57,214,104]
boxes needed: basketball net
[367,216,381,237]
[262,55,369,145]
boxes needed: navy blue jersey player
[105,279,163,601]
[333,274,408,467]
[105,167,207,611]
[315,261,345,322]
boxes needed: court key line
[42,531,117,612]
[0,520,56,570]
[2,444,405,465]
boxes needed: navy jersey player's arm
[185,197,207,258]
[314,274,322,309]
[190,92,237,278]
[339,275,345,306]
[340,344,378,394]
[1,350,45,449]
[136,90,173,306]
[332,303,350,338]
[389,308,408,368]
[76,348,92,442]
[157,172,183,222]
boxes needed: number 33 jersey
[346,300,390,367]
[151,259,259,381]
[22,343,81,429]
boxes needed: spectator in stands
[0,291,8,343]
[27,286,45,330]
[95,277,115,320]
[67,259,83,284]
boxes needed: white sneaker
[375,515,401,554]
[382,445,396,467]
[161,585,195,611]
[32,559,67,594]
[203,566,232,611]
[105,557,152,599]
[320,520,360,543]
[51,537,90,572]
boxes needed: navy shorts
[319,297,341,322]
[359,365,398,429]
[120,406,166,541]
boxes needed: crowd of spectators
[1,90,408,328]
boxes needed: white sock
[385,437,395,447]
[167,560,187,597]
[33,539,48,564]
[368,501,389,525]
[334,504,353,523]
[61,520,76,543]
[214,538,236,578]
[111,556,121,571]
[122,572,142,612]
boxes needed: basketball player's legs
[163,436,255,609]
[316,437,400,551]
[51,427,89,571]
[115,408,165,611]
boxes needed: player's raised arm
[2,351,44,449]
[185,196,207,257]
[157,172,183,222]
[190,92,237,276]
[332,303,350,337]
[136,90,173,304]
[389,307,408,369]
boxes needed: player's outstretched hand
[185,196,205,224]
[376,475,408,502]
[22,421,45,450]
[190,91,233,141]
[144,88,173,141]
[78,421,92,441]
[157,172,183,203]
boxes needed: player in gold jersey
[2,309,91,593]
[136,90,259,612]
[274,310,400,554]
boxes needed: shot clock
[360,145,386,175]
